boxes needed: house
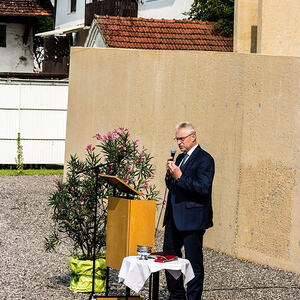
[35,1,195,73]
[36,0,138,73]
[36,0,138,43]
[37,0,192,41]
[85,15,233,52]
[0,0,53,72]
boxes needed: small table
[118,256,195,300]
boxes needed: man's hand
[166,158,182,180]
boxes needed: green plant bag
[68,256,106,293]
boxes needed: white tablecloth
[118,256,195,293]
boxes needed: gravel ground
[0,175,299,300]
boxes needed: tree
[185,0,234,36]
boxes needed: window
[0,25,6,47]
[70,0,77,12]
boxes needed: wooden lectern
[99,174,156,270]
[106,196,156,270]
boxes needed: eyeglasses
[174,132,195,142]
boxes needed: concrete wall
[0,23,34,72]
[257,0,300,56]
[234,0,258,53]
[235,0,300,56]
[65,48,300,274]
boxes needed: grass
[0,169,63,176]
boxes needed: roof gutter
[35,24,89,37]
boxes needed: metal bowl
[137,245,152,260]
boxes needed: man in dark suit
[163,122,215,300]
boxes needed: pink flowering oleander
[141,180,149,189]
[92,126,158,198]
[45,126,159,260]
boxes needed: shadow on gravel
[49,274,71,287]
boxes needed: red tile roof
[95,15,233,52]
[0,0,53,17]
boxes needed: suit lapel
[180,145,201,172]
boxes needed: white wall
[55,0,193,31]
[138,0,193,19]
[55,0,86,29]
[0,79,69,164]
[0,23,34,72]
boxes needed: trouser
[163,220,205,300]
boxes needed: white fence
[0,78,68,165]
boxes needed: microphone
[170,147,176,161]
[166,147,176,185]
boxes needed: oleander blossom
[141,180,149,189]
[85,144,95,151]
[91,126,159,199]
[126,166,133,172]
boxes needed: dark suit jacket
[163,145,215,231]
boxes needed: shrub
[15,132,24,175]
[45,127,159,259]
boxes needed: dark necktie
[179,153,188,170]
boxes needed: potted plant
[45,127,159,293]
